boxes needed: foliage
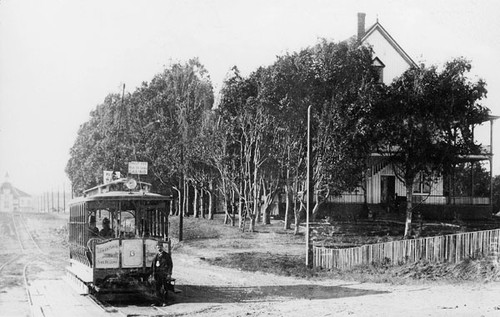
[66,43,493,241]
[215,40,381,230]
[445,162,491,198]
[493,175,500,214]
[376,58,490,237]
[66,59,213,195]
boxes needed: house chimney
[357,12,366,41]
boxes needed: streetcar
[66,177,173,298]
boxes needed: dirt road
[1,212,500,316]
[165,252,500,316]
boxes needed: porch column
[471,161,474,204]
[490,118,494,207]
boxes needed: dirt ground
[1,212,500,316]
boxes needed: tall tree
[376,58,489,238]
[66,59,214,200]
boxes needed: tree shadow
[172,283,389,304]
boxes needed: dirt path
[165,252,500,316]
[2,212,500,316]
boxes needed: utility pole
[63,182,66,212]
[306,105,313,268]
[179,147,184,242]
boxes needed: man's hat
[156,241,164,247]
[103,217,110,224]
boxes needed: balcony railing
[330,194,490,205]
[328,193,365,204]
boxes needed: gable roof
[361,21,417,68]
[1,181,31,198]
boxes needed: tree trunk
[284,170,292,230]
[311,200,321,221]
[253,159,259,226]
[238,199,244,229]
[261,193,272,225]
[249,215,256,232]
[293,178,301,235]
[404,182,414,238]
[231,201,236,227]
[231,190,237,226]
[264,205,271,225]
[200,188,205,218]
[169,197,174,216]
[193,186,198,218]
[222,193,233,225]
[183,180,189,216]
[174,187,181,216]
[208,181,214,220]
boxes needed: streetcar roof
[69,190,171,205]
[83,177,152,195]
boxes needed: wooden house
[328,13,497,220]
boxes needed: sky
[1,0,499,196]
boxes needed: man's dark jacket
[151,250,173,276]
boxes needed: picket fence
[313,228,500,270]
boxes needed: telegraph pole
[63,183,66,212]
[306,105,313,268]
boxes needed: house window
[374,66,384,84]
[372,57,385,84]
[413,173,431,194]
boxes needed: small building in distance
[0,173,33,212]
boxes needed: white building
[0,174,33,212]
[330,13,496,220]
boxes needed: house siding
[367,164,443,204]
[362,30,413,85]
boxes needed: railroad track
[0,214,44,316]
[11,213,43,253]
[3,214,171,316]
[89,294,173,317]
[0,254,22,274]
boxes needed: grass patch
[206,252,500,284]
[206,252,315,278]
[172,213,500,284]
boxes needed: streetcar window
[119,210,136,238]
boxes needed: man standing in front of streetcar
[151,241,173,305]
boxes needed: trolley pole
[306,105,313,268]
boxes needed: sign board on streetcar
[128,161,148,175]
[103,171,121,183]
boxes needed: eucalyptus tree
[376,58,489,238]
[258,50,313,230]
[211,67,250,226]
[66,93,132,195]
[125,59,214,214]
[259,40,380,225]
[66,59,214,205]
[307,40,381,218]
[188,109,220,219]
[215,40,380,232]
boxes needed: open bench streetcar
[67,177,174,301]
